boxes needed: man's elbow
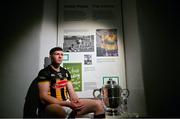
[39,93,48,104]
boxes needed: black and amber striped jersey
[37,65,71,101]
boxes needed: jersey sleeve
[37,69,50,82]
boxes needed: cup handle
[122,89,130,98]
[93,88,101,98]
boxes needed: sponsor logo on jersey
[57,73,63,78]
[52,80,68,89]
[51,74,55,77]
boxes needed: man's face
[51,50,64,65]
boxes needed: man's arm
[38,81,71,107]
[67,81,79,101]
[67,81,86,111]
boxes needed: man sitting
[37,47,105,118]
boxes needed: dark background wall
[136,0,180,117]
[0,0,43,117]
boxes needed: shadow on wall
[137,0,180,117]
[0,0,44,117]
[44,57,51,68]
[1,0,44,61]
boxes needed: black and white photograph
[63,35,94,52]
[84,54,92,65]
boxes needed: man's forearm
[40,94,71,107]
[67,82,79,101]
[68,88,79,101]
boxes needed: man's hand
[70,100,85,111]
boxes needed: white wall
[39,0,57,70]
[122,0,146,116]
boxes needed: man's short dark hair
[49,47,63,55]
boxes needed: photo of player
[96,29,118,56]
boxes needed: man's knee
[95,100,105,112]
[45,104,61,111]
[95,100,103,107]
[45,104,67,117]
